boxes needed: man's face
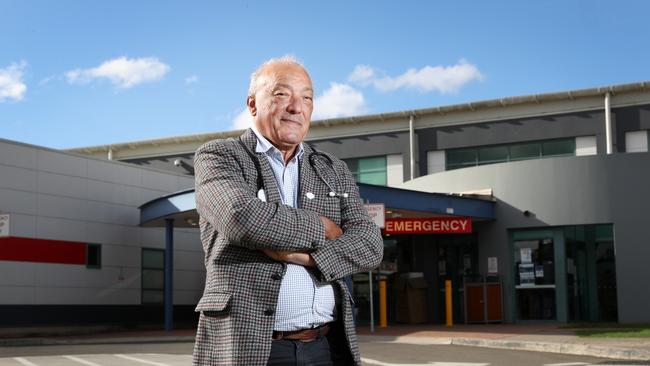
[248,63,314,151]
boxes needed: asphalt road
[0,341,647,366]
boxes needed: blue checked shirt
[251,127,336,331]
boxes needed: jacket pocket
[195,292,232,317]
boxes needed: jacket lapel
[239,129,282,204]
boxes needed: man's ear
[247,96,257,116]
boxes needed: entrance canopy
[139,183,495,228]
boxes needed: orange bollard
[379,277,387,328]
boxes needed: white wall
[386,154,404,187]
[0,139,202,306]
[575,135,598,156]
[625,130,648,153]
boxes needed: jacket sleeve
[310,158,383,281]
[194,140,325,251]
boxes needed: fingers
[319,216,343,240]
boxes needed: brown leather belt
[272,323,331,342]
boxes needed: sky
[1,0,650,149]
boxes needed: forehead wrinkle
[272,82,313,93]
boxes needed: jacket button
[330,273,335,279]
[264,308,275,316]
[311,241,318,249]
[271,272,282,280]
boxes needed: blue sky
[1,0,649,149]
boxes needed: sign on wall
[0,214,9,237]
[384,217,472,234]
[488,256,498,275]
[364,203,385,228]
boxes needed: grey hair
[248,55,307,97]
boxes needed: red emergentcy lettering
[383,217,472,234]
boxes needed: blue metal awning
[139,184,495,227]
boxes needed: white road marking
[361,358,489,366]
[114,354,172,366]
[543,363,590,366]
[63,355,104,366]
[12,358,39,366]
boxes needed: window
[478,145,508,165]
[344,156,387,185]
[446,149,477,170]
[142,248,164,304]
[446,138,576,171]
[510,142,541,161]
[86,243,101,269]
[541,139,575,157]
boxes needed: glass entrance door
[514,238,557,320]
[565,224,618,322]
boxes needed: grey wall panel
[87,160,143,187]
[403,153,650,323]
[142,170,184,192]
[37,150,88,177]
[85,222,141,246]
[100,245,141,268]
[311,132,410,159]
[0,165,37,192]
[87,180,142,206]
[37,194,88,221]
[0,188,37,215]
[37,171,88,200]
[0,141,38,169]
[36,217,87,243]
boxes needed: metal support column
[164,218,174,331]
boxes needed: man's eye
[274,92,288,97]
[304,96,313,101]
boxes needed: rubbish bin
[394,272,428,324]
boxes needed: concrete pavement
[1,323,648,361]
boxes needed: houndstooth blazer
[192,129,383,365]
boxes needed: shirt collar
[250,126,304,160]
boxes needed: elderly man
[192,56,383,365]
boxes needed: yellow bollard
[445,280,453,327]
[379,277,387,328]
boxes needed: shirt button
[264,308,275,316]
[271,272,282,280]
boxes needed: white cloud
[66,56,170,89]
[0,61,27,102]
[349,59,483,94]
[232,108,253,130]
[185,75,199,85]
[313,83,366,120]
[347,65,375,86]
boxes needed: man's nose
[286,95,303,114]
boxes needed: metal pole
[605,92,613,154]
[409,115,415,180]
[369,271,374,333]
[164,218,174,331]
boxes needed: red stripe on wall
[0,237,86,265]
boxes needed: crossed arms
[194,139,383,281]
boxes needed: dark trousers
[267,337,333,366]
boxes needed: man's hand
[260,249,315,267]
[320,216,342,240]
